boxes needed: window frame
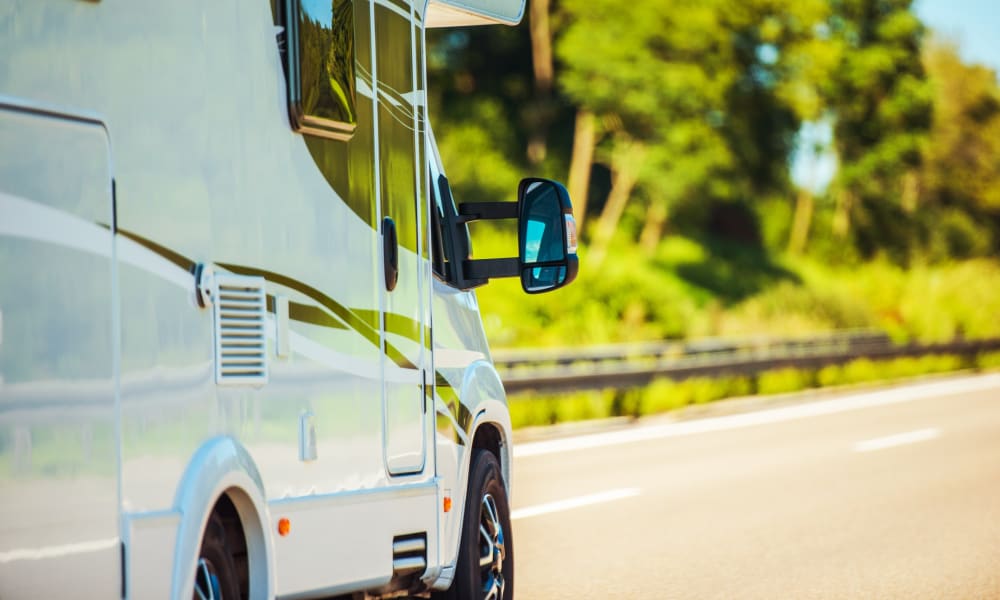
[280,0,359,141]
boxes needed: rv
[0,0,578,598]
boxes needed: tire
[439,449,514,600]
[193,513,241,600]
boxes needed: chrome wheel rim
[478,493,506,600]
[194,558,222,600]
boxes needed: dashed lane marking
[512,488,641,520]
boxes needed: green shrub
[486,236,1000,430]
[507,352,984,429]
[641,378,691,413]
[508,395,555,429]
[839,358,881,385]
[817,364,843,387]
[977,351,1000,370]
[508,390,618,429]
[757,368,814,395]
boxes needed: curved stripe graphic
[219,262,378,342]
[0,191,111,257]
[3,194,470,433]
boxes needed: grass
[469,228,1000,428]
[507,352,1000,429]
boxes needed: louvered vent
[212,274,268,386]
[392,533,427,576]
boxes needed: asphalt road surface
[511,374,1000,599]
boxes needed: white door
[374,1,429,476]
[0,104,121,599]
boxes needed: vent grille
[212,274,268,386]
[392,533,427,576]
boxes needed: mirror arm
[462,257,519,282]
[457,202,519,224]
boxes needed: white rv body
[0,0,545,597]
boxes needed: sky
[301,0,334,26]
[914,0,1000,74]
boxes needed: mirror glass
[520,181,567,292]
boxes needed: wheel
[439,449,514,600]
[193,513,241,600]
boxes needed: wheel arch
[170,436,275,600]
[470,418,510,495]
[460,359,514,494]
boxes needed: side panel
[0,105,120,598]
[0,0,449,596]
[272,482,437,597]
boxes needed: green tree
[916,39,1000,258]
[557,0,837,260]
[426,23,560,206]
[825,0,933,261]
[557,0,736,262]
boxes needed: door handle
[382,216,399,292]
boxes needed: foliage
[553,0,841,248]
[556,0,736,207]
[824,0,933,260]
[916,39,1000,258]
[817,354,965,386]
[707,256,1000,341]
[478,228,1000,347]
[509,352,996,429]
[977,351,1000,370]
[425,1,1000,425]
[757,368,815,395]
[426,0,1000,262]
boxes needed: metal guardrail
[494,331,1000,394]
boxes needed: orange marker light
[277,518,291,537]
[443,497,452,513]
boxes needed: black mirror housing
[517,178,579,294]
[454,177,579,293]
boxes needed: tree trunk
[833,189,852,238]
[527,0,553,165]
[529,0,553,90]
[639,198,668,255]
[567,108,597,233]
[787,188,815,254]
[589,143,644,268]
[901,170,919,213]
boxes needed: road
[510,374,1000,599]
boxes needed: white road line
[854,428,941,453]
[514,373,1000,458]
[511,488,641,520]
[0,537,119,563]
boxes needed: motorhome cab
[0,0,578,598]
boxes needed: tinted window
[285,0,357,140]
[430,174,470,285]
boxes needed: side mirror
[454,177,580,292]
[517,178,579,293]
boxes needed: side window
[281,0,357,140]
[430,173,471,285]
[430,170,448,279]
[272,0,378,228]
